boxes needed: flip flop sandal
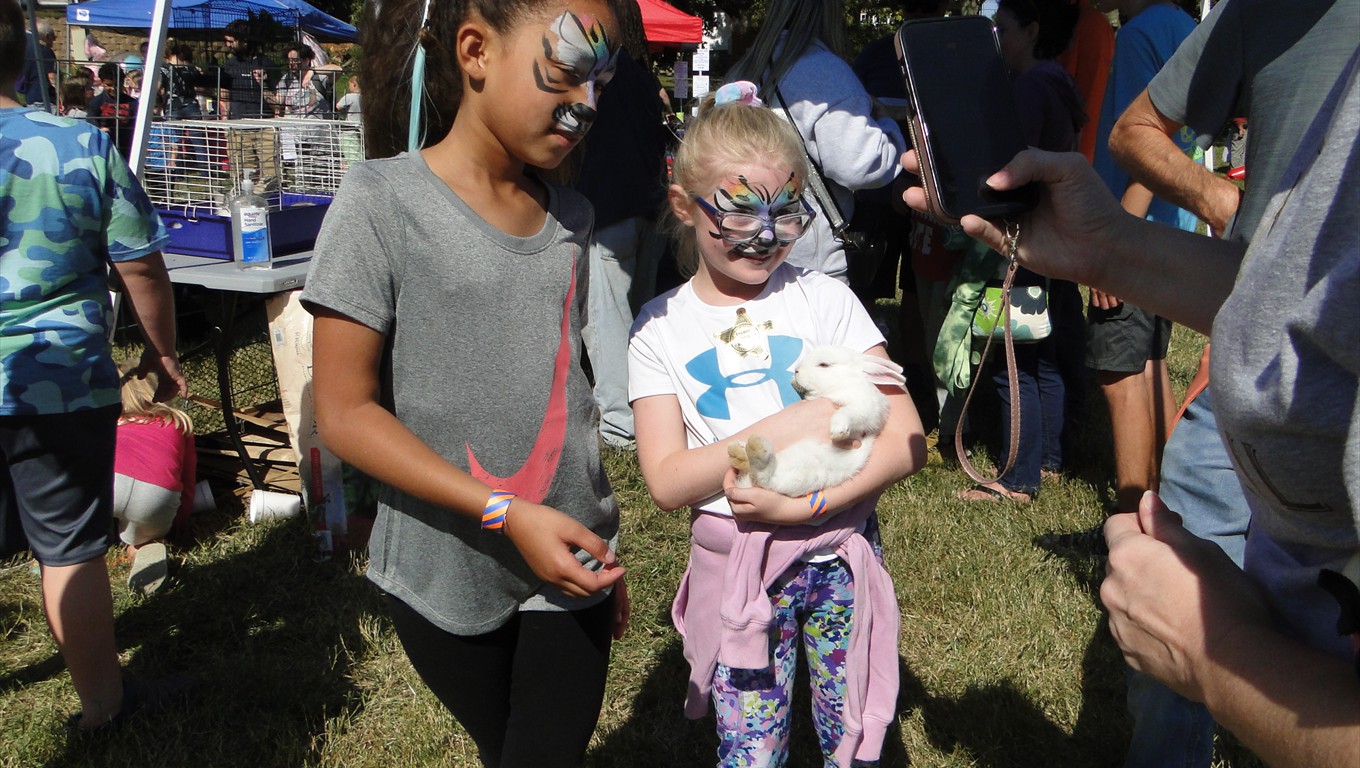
[958,484,1034,503]
[127,542,169,596]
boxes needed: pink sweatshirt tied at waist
[672,504,900,767]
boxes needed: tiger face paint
[533,11,619,139]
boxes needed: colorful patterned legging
[712,557,871,768]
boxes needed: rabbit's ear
[861,354,906,387]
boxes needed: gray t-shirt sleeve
[1147,0,1240,147]
[300,161,401,333]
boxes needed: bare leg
[41,558,122,727]
[1150,358,1177,470]
[1099,360,1177,512]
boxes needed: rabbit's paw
[728,442,750,475]
[746,435,776,476]
[830,412,853,442]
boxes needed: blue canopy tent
[67,0,358,43]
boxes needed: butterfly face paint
[697,173,814,256]
[533,12,619,138]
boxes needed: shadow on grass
[14,517,382,768]
[595,629,1124,768]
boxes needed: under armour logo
[686,336,803,420]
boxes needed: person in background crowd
[16,18,55,110]
[1086,0,1197,516]
[725,0,905,286]
[957,0,1084,503]
[219,20,272,119]
[576,0,670,451]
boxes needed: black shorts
[1086,302,1173,372]
[0,406,119,566]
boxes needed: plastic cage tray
[159,193,331,259]
[143,118,363,260]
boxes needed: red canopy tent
[638,0,703,46]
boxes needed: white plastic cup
[248,490,302,524]
[193,480,216,513]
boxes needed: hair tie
[407,0,434,152]
[714,81,763,108]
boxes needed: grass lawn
[0,301,1267,767]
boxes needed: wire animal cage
[141,118,363,259]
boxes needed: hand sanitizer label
[239,206,270,264]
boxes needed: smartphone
[895,16,1038,223]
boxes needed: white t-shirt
[628,264,884,516]
[337,91,361,124]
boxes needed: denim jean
[1124,666,1215,768]
[1123,389,1250,768]
[581,216,664,447]
[990,279,1081,495]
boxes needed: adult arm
[1102,494,1360,768]
[793,50,905,192]
[724,344,927,525]
[311,308,624,598]
[901,148,1243,334]
[111,251,187,401]
[1110,90,1241,233]
[1088,175,1156,310]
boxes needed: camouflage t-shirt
[0,107,169,416]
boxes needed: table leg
[211,291,268,490]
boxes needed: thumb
[1137,490,1186,541]
[564,525,618,571]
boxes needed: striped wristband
[482,489,515,534]
[806,489,829,519]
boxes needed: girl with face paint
[629,83,927,767]
[302,1,631,764]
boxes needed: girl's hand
[723,468,820,525]
[503,499,626,599]
[748,397,839,452]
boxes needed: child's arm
[312,309,624,598]
[724,345,927,525]
[634,389,839,512]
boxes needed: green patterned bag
[971,280,1051,341]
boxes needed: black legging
[384,591,615,768]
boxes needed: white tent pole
[129,0,172,176]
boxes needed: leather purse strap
[773,85,850,236]
[956,223,1023,486]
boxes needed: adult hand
[900,149,1129,287]
[1089,287,1122,311]
[504,500,626,599]
[131,347,189,401]
[1100,491,1273,703]
[724,467,818,525]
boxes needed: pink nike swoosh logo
[465,252,575,503]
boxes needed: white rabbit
[728,346,906,497]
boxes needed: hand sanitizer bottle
[231,170,272,269]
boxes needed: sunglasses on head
[691,195,816,246]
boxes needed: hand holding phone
[895,16,1038,223]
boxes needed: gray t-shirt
[302,153,619,634]
[1147,0,1360,242]
[1212,54,1359,658]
